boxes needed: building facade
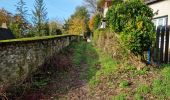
[146,0,170,28]
[100,0,112,28]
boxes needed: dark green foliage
[9,0,29,38]
[16,0,28,22]
[43,22,50,36]
[56,29,62,35]
[9,21,22,38]
[106,0,155,55]
[93,13,101,30]
[32,0,48,36]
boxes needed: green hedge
[106,0,155,56]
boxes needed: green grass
[151,64,170,99]
[88,50,117,87]
[71,41,99,81]
[0,34,78,43]
[136,84,150,94]
[68,41,170,99]
[134,93,144,100]
[71,41,118,87]
[112,93,127,100]
[135,67,149,75]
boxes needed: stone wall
[0,35,80,92]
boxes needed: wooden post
[165,26,169,63]
[160,26,165,63]
[155,26,160,63]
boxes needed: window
[152,16,168,49]
[152,16,168,29]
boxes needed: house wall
[148,0,170,25]
[103,7,108,18]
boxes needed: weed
[135,67,148,75]
[136,84,150,94]
[112,93,127,100]
[134,93,144,100]
[119,81,129,88]
[125,65,136,71]
[32,79,49,89]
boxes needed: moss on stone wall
[0,35,80,92]
[0,35,78,43]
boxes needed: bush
[93,29,129,61]
[89,13,101,31]
[106,0,155,56]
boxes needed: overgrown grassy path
[6,41,170,100]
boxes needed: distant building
[0,23,15,40]
[100,0,112,28]
[1,23,8,29]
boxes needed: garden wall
[0,35,80,92]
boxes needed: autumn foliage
[65,6,90,35]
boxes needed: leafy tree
[9,15,25,38]
[67,6,90,35]
[43,21,50,36]
[106,0,155,56]
[89,13,101,31]
[16,0,28,22]
[83,0,97,14]
[11,0,29,37]
[0,8,12,26]
[49,19,62,35]
[32,0,48,36]
[68,17,85,35]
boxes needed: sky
[0,0,83,22]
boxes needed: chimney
[1,23,8,29]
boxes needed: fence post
[165,26,169,63]
[155,26,160,63]
[160,26,165,63]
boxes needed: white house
[100,0,112,28]
[146,0,170,28]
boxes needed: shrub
[89,13,101,31]
[106,0,155,56]
[93,29,129,61]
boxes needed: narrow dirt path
[18,42,95,100]
[58,63,90,100]
[5,42,160,100]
